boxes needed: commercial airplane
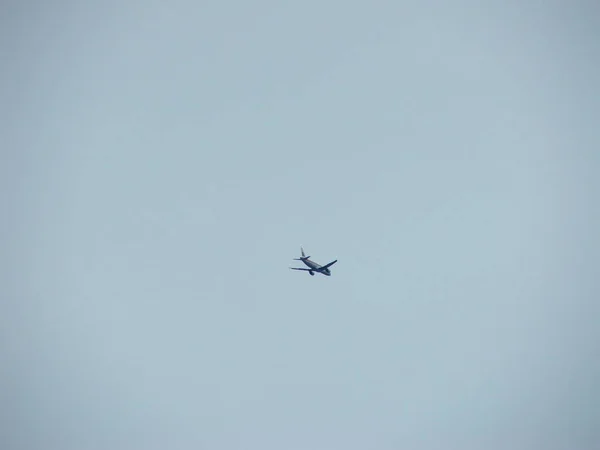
[290,247,337,276]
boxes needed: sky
[2,1,599,449]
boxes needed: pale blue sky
[2,1,599,449]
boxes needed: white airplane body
[290,247,337,276]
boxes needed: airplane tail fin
[293,247,310,260]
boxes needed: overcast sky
[2,1,599,449]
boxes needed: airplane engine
[309,271,314,276]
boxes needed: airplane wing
[319,260,338,270]
[290,267,312,271]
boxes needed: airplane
[290,247,338,276]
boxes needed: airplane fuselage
[302,258,331,276]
